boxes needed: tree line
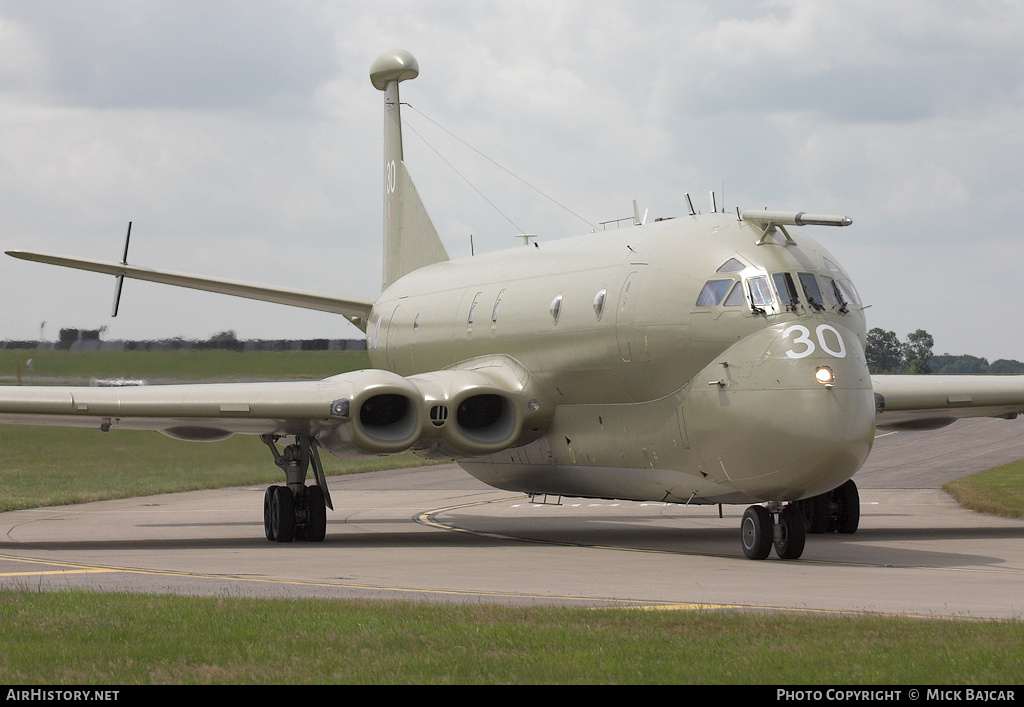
[865,328,1024,375]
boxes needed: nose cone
[685,321,875,500]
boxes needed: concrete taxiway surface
[1,417,1023,618]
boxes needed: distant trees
[930,354,989,374]
[865,327,933,374]
[865,327,1024,374]
[903,329,934,374]
[931,354,1024,375]
[865,328,904,373]
[202,330,242,352]
[989,359,1024,374]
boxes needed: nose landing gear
[741,503,806,560]
[740,479,861,560]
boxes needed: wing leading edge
[873,374,1024,430]
[0,362,548,459]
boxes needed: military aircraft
[3,50,1024,560]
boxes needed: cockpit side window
[820,275,840,307]
[723,282,746,306]
[746,276,773,307]
[798,273,825,311]
[696,279,735,306]
[822,274,846,307]
[838,278,861,306]
[772,273,800,311]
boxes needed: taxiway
[1,417,1022,618]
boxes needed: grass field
[944,459,1024,519]
[0,347,371,382]
[0,591,1021,684]
[1,349,1022,684]
[0,348,435,511]
[0,425,434,512]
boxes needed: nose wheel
[741,479,860,560]
[740,506,773,559]
[741,503,806,560]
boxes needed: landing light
[815,366,835,386]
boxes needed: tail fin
[371,50,449,291]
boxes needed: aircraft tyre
[833,479,860,534]
[263,487,276,541]
[801,495,830,534]
[304,485,327,543]
[774,504,806,560]
[269,485,296,543]
[741,506,773,560]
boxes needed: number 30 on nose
[783,324,847,359]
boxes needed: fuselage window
[491,289,504,329]
[696,279,735,306]
[467,292,481,333]
[593,288,606,320]
[716,257,745,273]
[746,276,774,307]
[723,282,746,306]
[550,294,563,324]
[822,257,842,273]
[772,273,800,311]
[798,272,825,311]
[413,313,420,331]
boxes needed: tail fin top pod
[371,50,449,291]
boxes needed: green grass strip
[0,348,370,383]
[0,426,432,512]
[0,349,432,512]
[944,459,1024,519]
[0,590,1021,684]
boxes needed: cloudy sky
[1,1,1022,361]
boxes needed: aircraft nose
[684,321,876,500]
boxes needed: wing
[0,363,545,458]
[6,250,374,330]
[872,374,1024,430]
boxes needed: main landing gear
[799,479,860,535]
[260,434,332,543]
[740,479,860,560]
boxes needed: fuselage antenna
[111,221,132,317]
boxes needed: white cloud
[0,0,1021,360]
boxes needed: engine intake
[455,393,515,444]
[316,364,541,459]
[318,370,422,456]
[409,371,525,456]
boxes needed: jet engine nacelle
[315,366,538,459]
[408,369,526,457]
[316,369,423,456]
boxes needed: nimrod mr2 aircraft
[4,50,1024,560]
